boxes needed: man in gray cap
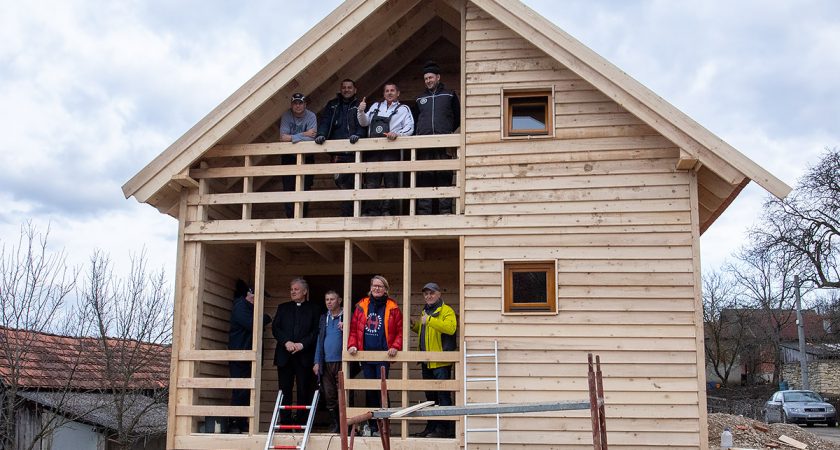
[410,282,457,437]
[278,93,317,218]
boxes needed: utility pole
[794,275,809,390]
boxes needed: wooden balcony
[188,134,463,222]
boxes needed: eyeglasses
[370,284,386,290]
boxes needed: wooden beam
[676,149,699,171]
[306,241,336,262]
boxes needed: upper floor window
[503,88,554,138]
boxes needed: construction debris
[709,413,840,449]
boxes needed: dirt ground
[709,413,840,449]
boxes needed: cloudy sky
[1,1,838,281]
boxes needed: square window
[504,261,557,313]
[503,89,554,138]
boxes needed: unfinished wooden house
[123,1,791,449]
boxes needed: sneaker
[371,430,380,437]
[410,429,431,437]
[425,430,446,438]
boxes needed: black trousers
[363,150,400,215]
[277,356,314,424]
[416,148,453,215]
[229,361,251,430]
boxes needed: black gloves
[315,135,326,145]
[349,135,359,144]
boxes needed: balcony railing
[188,134,462,220]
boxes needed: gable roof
[18,391,167,436]
[123,0,791,223]
[0,327,170,390]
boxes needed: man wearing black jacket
[272,278,320,424]
[228,280,271,433]
[414,61,460,215]
[315,79,364,217]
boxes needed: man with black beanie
[414,61,460,215]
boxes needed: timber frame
[126,1,790,449]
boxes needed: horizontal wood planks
[462,3,703,448]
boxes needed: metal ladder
[463,340,500,450]
[264,390,320,450]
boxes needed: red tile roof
[0,327,170,390]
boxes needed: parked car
[763,390,838,427]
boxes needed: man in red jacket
[347,275,402,436]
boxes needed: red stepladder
[264,390,320,450]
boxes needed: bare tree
[729,242,804,384]
[703,269,748,386]
[78,250,172,449]
[753,147,839,288]
[0,223,82,450]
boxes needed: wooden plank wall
[462,4,701,449]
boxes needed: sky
[1,1,838,285]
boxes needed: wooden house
[123,1,791,448]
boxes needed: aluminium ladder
[463,340,500,450]
[264,390,320,450]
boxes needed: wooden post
[588,353,601,450]
[401,238,411,439]
[379,365,391,450]
[596,355,608,449]
[250,241,266,434]
[338,371,348,450]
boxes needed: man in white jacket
[357,82,414,215]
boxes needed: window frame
[502,87,555,139]
[502,260,558,314]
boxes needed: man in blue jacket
[313,290,343,432]
[315,79,364,217]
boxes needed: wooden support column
[688,171,710,449]
[342,239,353,400]
[174,185,206,439]
[458,0,467,216]
[409,148,417,216]
[353,152,361,217]
[242,156,253,219]
[401,238,412,438]
[166,189,189,449]
[250,241,266,434]
[295,153,303,218]
[197,161,209,221]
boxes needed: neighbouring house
[123,1,791,449]
[0,327,170,450]
[706,309,836,386]
[781,342,840,395]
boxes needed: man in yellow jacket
[410,282,457,438]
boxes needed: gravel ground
[709,412,840,449]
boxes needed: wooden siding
[461,4,703,449]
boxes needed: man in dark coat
[228,280,271,433]
[272,277,320,424]
[414,61,460,215]
[315,79,364,217]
